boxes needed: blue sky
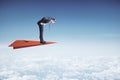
[0,0,120,55]
[1,1,120,79]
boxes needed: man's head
[51,18,56,23]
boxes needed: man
[37,17,56,44]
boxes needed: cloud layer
[0,56,120,80]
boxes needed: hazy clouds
[0,56,120,80]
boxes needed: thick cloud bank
[0,56,120,80]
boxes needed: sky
[0,1,120,79]
[0,0,120,56]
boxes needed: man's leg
[39,25,46,43]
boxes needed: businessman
[37,17,56,44]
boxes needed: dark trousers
[38,25,44,42]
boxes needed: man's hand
[40,23,47,25]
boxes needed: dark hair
[51,18,56,21]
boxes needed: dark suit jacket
[37,17,51,25]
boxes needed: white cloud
[0,56,120,80]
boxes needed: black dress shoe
[40,41,46,44]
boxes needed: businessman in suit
[37,17,56,44]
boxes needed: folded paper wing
[9,40,56,49]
